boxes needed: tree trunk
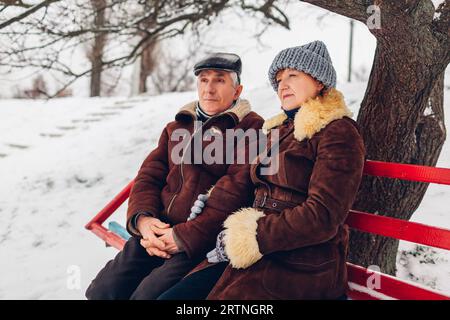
[90,58,103,97]
[138,39,158,94]
[348,1,448,275]
[89,0,107,97]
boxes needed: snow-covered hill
[0,82,449,299]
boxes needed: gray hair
[196,70,240,87]
[229,71,239,87]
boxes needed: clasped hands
[137,193,229,263]
[137,216,180,259]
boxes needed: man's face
[197,70,243,115]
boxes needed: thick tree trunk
[348,2,448,274]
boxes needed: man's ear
[234,84,243,100]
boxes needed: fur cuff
[223,207,265,269]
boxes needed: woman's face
[276,69,325,111]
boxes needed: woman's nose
[280,77,289,88]
[278,80,288,93]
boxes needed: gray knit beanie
[268,40,336,91]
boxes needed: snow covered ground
[0,81,449,299]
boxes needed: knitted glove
[187,193,209,221]
[206,230,229,263]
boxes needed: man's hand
[152,227,181,255]
[137,216,171,258]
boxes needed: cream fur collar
[177,98,251,123]
[262,88,353,141]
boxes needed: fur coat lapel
[262,88,353,141]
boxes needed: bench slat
[346,210,450,250]
[347,263,449,300]
[364,160,450,185]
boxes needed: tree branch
[0,0,60,29]
[300,0,370,23]
[240,0,290,29]
[432,0,450,41]
[0,0,300,98]
[0,0,32,8]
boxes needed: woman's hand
[206,230,229,263]
[187,193,209,221]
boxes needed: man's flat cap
[193,52,242,77]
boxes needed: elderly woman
[158,40,366,300]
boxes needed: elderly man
[86,53,263,300]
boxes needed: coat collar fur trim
[262,88,353,141]
[176,98,251,123]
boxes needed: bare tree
[137,16,158,94]
[0,0,60,29]
[145,41,202,95]
[138,39,158,94]
[0,0,289,97]
[86,0,108,97]
[12,74,48,98]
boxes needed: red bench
[85,160,450,300]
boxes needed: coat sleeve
[126,126,170,236]
[222,119,366,269]
[173,114,264,259]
